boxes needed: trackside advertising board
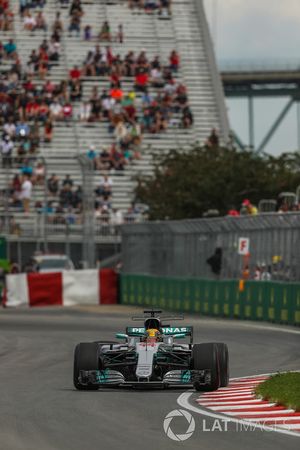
[121,274,300,326]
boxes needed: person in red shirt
[169,50,179,72]
[135,71,149,92]
[110,86,123,100]
[228,209,240,217]
[63,103,73,121]
[110,69,120,87]
[25,100,39,120]
[69,65,81,81]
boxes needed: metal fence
[121,213,300,281]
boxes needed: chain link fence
[121,213,300,281]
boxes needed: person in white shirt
[260,264,271,281]
[3,119,16,138]
[111,208,123,226]
[24,12,36,31]
[50,101,63,120]
[20,175,33,213]
[99,174,112,196]
[1,135,14,168]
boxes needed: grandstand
[0,0,229,250]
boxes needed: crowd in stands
[128,0,172,16]
[1,165,147,229]
[79,46,192,165]
[0,0,189,231]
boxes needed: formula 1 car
[73,310,229,391]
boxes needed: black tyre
[191,343,220,391]
[215,343,229,387]
[73,343,100,390]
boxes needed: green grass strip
[255,372,300,411]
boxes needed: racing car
[73,310,229,391]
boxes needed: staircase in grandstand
[0,0,228,234]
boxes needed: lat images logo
[163,409,195,441]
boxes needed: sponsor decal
[127,327,191,335]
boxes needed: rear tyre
[215,343,229,387]
[73,343,100,390]
[191,343,220,391]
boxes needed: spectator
[44,118,53,142]
[34,11,47,32]
[260,264,271,281]
[227,208,240,217]
[50,100,63,121]
[135,69,149,92]
[128,0,144,10]
[34,162,45,185]
[99,21,111,41]
[97,174,112,197]
[240,199,258,216]
[0,4,13,31]
[169,50,179,72]
[68,10,81,37]
[69,64,81,81]
[1,134,13,168]
[4,39,17,58]
[206,248,222,277]
[48,174,59,196]
[79,101,91,121]
[254,266,261,281]
[69,0,83,16]
[23,10,36,31]
[86,144,96,161]
[62,102,73,122]
[3,117,16,139]
[182,105,193,128]
[48,39,60,61]
[159,0,172,16]
[207,128,219,147]
[62,174,73,188]
[59,184,73,209]
[52,11,63,36]
[20,174,32,213]
[84,24,92,41]
[116,24,124,43]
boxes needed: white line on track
[225,409,295,416]
[243,417,300,422]
[209,403,277,411]
[198,400,266,406]
[201,391,254,400]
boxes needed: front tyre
[73,343,100,390]
[191,343,220,391]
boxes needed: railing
[0,212,145,240]
[219,59,300,73]
[121,212,300,282]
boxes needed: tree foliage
[135,145,300,220]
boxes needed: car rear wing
[126,326,193,343]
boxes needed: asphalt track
[0,305,299,450]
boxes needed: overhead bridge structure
[220,62,300,153]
